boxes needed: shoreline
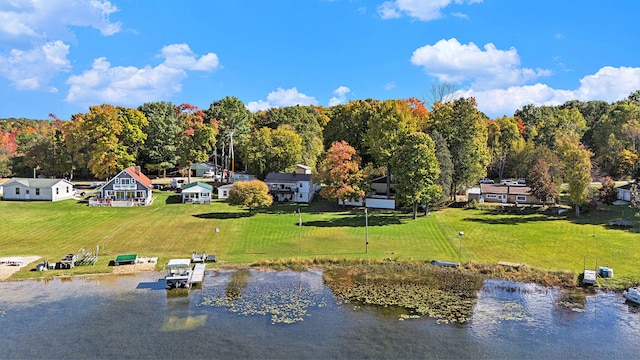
[3,255,638,292]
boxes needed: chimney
[135,166,141,175]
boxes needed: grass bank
[1,190,639,287]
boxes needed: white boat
[623,287,640,305]
[165,259,192,289]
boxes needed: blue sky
[1,0,640,120]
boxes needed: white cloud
[0,40,71,92]
[0,0,121,92]
[385,81,397,90]
[329,86,351,106]
[411,38,551,90]
[377,0,482,22]
[160,44,220,71]
[65,44,221,106]
[0,0,121,40]
[247,87,318,112]
[455,66,640,118]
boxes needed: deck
[189,263,206,285]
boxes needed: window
[36,188,40,195]
[121,178,131,185]
[15,188,19,195]
[136,191,144,198]
[486,194,497,199]
[114,178,120,184]
[300,193,303,199]
[299,182,303,188]
[56,188,59,195]
[25,189,29,195]
[106,190,115,198]
[66,186,69,193]
[516,195,526,202]
[223,191,228,197]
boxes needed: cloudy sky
[1,0,639,120]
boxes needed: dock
[189,263,206,286]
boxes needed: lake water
[0,270,638,359]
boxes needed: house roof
[616,182,636,191]
[265,172,312,182]
[123,166,153,189]
[480,183,531,195]
[217,184,235,191]
[3,178,74,188]
[182,182,213,191]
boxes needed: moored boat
[623,287,640,305]
[165,259,192,289]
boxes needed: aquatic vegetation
[200,271,332,324]
[323,262,484,323]
[473,300,535,323]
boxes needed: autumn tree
[528,158,557,205]
[253,106,324,170]
[0,130,18,176]
[227,180,273,212]
[175,103,218,177]
[66,104,148,179]
[242,126,303,179]
[487,116,522,180]
[315,141,367,204]
[323,99,379,164]
[364,99,419,196]
[391,132,441,219]
[599,176,618,205]
[557,135,593,216]
[427,97,489,198]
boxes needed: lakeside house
[181,182,212,204]
[217,184,234,200]
[467,183,551,204]
[90,166,154,207]
[264,164,318,203]
[1,178,75,202]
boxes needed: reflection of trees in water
[225,269,251,301]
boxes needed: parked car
[171,178,186,189]
[517,178,526,184]
[479,178,494,184]
[499,179,519,186]
[202,170,216,178]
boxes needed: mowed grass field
[1,190,639,280]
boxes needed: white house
[181,182,213,204]
[2,178,75,201]
[264,165,318,203]
[217,184,234,200]
[90,166,154,207]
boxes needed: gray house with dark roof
[2,178,75,201]
[264,164,318,203]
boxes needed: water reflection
[0,271,638,359]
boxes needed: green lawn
[1,190,639,280]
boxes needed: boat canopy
[167,259,191,268]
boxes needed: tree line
[1,90,640,215]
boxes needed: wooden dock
[189,263,206,286]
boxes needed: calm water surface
[0,270,638,359]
